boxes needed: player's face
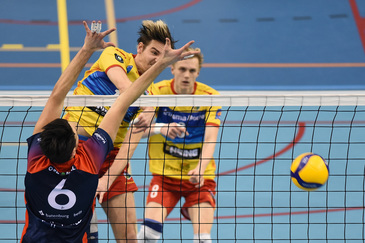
[171,57,200,94]
[136,40,165,74]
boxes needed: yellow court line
[47,44,61,49]
[1,44,24,49]
[57,0,70,72]
[0,46,83,52]
[105,0,118,46]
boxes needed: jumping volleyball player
[63,20,177,241]
[98,47,221,243]
[21,20,199,242]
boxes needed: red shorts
[79,140,138,203]
[98,148,138,203]
[146,175,216,220]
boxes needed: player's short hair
[137,20,176,49]
[175,47,204,71]
[40,118,76,164]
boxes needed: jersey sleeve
[26,133,44,167]
[99,47,129,74]
[205,106,222,127]
[83,128,113,171]
[205,88,222,127]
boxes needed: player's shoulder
[102,46,133,58]
[154,79,172,87]
[152,79,173,94]
[195,81,220,95]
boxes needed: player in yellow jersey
[63,20,177,242]
[97,48,221,243]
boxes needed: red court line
[165,206,365,222]
[349,0,365,54]
[1,206,362,224]
[218,122,306,176]
[0,0,202,26]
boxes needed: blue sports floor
[1,0,365,242]
[0,104,364,242]
[1,0,365,90]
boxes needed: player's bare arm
[33,21,115,135]
[188,125,219,188]
[98,38,200,142]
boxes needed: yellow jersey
[148,79,221,180]
[64,47,152,148]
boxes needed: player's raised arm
[33,21,115,135]
[98,38,200,142]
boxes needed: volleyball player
[21,20,199,243]
[98,48,221,243]
[63,20,176,242]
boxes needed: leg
[87,211,99,242]
[137,175,181,242]
[188,202,214,234]
[182,179,216,243]
[137,202,166,243]
[102,192,137,243]
[144,202,168,222]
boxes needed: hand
[82,20,116,52]
[95,176,108,204]
[130,107,155,133]
[158,38,200,66]
[161,122,188,139]
[188,167,205,188]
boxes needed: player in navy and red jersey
[20,20,199,243]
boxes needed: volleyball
[290,152,329,191]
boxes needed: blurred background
[1,0,365,91]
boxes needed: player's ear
[70,147,77,159]
[137,42,144,54]
[170,64,175,75]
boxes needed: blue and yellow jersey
[63,47,152,147]
[148,79,221,180]
[21,128,113,243]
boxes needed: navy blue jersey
[21,128,113,243]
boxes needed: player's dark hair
[137,20,176,49]
[40,118,76,164]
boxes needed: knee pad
[137,219,163,242]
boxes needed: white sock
[89,211,98,234]
[193,233,212,243]
[137,225,161,243]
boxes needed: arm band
[152,123,165,135]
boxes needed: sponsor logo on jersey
[126,65,133,73]
[164,143,201,159]
[216,109,222,120]
[94,132,107,144]
[114,53,124,63]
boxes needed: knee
[137,219,163,242]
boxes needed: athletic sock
[87,211,98,242]
[193,233,212,243]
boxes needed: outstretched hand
[82,21,116,52]
[159,38,200,66]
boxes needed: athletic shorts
[98,148,138,203]
[146,175,216,220]
[79,141,138,203]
